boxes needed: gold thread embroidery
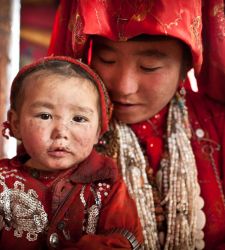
[116,0,154,41]
[211,3,225,40]
[131,0,154,22]
[95,8,102,31]
[69,11,87,46]
[190,16,202,48]
[211,3,224,16]
[163,10,184,32]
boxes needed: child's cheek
[22,119,48,144]
[74,126,98,148]
[27,119,47,132]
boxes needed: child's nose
[51,122,69,140]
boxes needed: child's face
[10,72,101,171]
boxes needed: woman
[48,1,225,249]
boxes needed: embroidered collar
[10,149,118,185]
[70,149,118,184]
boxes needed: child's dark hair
[10,59,99,112]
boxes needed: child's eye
[72,116,88,123]
[36,113,52,120]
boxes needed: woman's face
[91,37,184,124]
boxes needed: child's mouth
[48,147,71,158]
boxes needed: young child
[0,56,143,250]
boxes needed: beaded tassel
[116,122,160,249]
[162,93,205,250]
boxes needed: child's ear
[94,126,101,144]
[7,109,21,140]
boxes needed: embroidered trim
[80,184,102,234]
[80,182,111,234]
[107,228,141,250]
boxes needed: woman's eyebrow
[94,43,168,59]
[94,43,115,52]
[134,49,168,58]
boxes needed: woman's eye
[99,56,115,64]
[36,113,52,120]
[140,66,161,72]
[72,116,88,123]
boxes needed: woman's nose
[111,66,139,96]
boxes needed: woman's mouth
[113,101,139,111]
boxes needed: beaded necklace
[98,92,206,250]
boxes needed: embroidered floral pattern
[69,9,87,55]
[0,179,48,241]
[211,3,225,40]
[190,16,202,48]
[163,10,184,32]
[130,0,154,22]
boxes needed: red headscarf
[48,0,225,103]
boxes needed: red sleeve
[187,93,225,247]
[63,234,136,250]
[97,179,143,241]
[63,179,143,250]
[204,96,225,190]
[216,243,225,250]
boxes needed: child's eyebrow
[30,101,94,114]
[75,106,94,115]
[30,101,54,109]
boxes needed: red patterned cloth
[131,106,167,173]
[198,0,225,103]
[0,149,143,250]
[48,0,202,73]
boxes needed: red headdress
[48,0,225,103]
[48,0,202,73]
[2,56,112,139]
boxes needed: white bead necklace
[115,93,206,250]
